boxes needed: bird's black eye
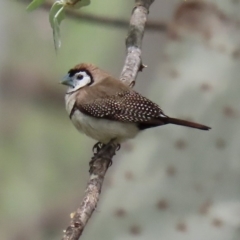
[77,74,83,80]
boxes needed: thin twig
[63,11,165,32]
[20,0,166,32]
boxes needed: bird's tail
[164,117,211,130]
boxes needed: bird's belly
[71,110,139,143]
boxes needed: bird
[61,63,211,147]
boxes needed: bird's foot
[92,142,105,155]
[89,140,120,173]
[116,143,121,151]
[102,140,121,154]
[89,156,97,170]
[90,142,106,172]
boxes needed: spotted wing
[77,90,167,127]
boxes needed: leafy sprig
[27,0,90,50]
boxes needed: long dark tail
[165,117,211,130]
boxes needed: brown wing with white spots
[78,90,167,124]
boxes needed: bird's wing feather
[75,78,166,125]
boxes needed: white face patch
[68,71,92,93]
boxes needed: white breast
[65,93,139,144]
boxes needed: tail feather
[165,117,211,130]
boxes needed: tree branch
[20,0,165,32]
[61,0,155,239]
[120,0,155,86]
[62,144,117,240]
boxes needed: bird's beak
[61,74,74,87]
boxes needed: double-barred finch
[61,63,211,144]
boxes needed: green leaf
[27,0,45,11]
[48,0,91,51]
[49,2,66,51]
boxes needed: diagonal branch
[62,0,155,239]
[62,144,117,240]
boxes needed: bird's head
[61,63,109,93]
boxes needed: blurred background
[1,0,240,239]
